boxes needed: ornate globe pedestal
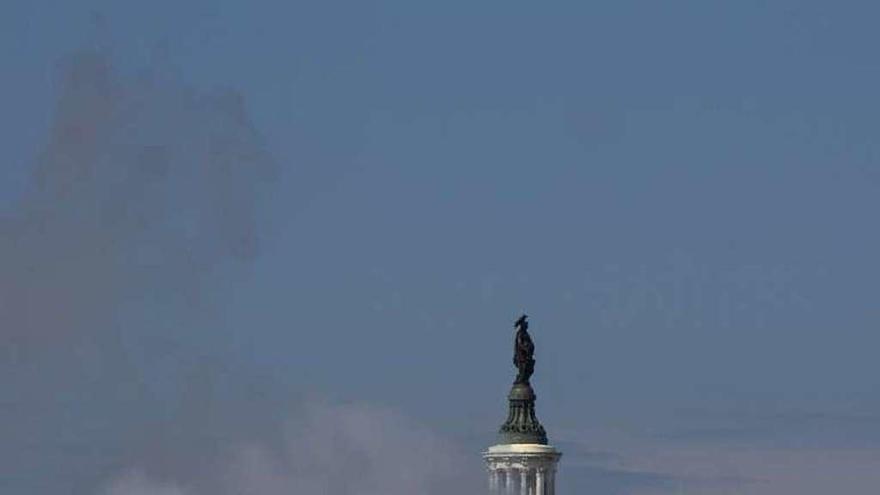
[484,316,562,494]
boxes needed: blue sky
[2,1,880,493]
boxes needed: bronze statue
[498,313,548,444]
[513,314,535,384]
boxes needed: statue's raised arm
[513,314,535,384]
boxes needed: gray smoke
[1,48,273,344]
[0,50,476,494]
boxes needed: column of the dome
[489,467,498,494]
[536,468,544,495]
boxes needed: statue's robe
[514,328,535,383]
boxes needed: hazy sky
[3,1,880,494]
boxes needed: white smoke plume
[100,402,478,495]
[101,470,190,495]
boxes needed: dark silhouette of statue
[499,313,547,443]
[513,314,535,384]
